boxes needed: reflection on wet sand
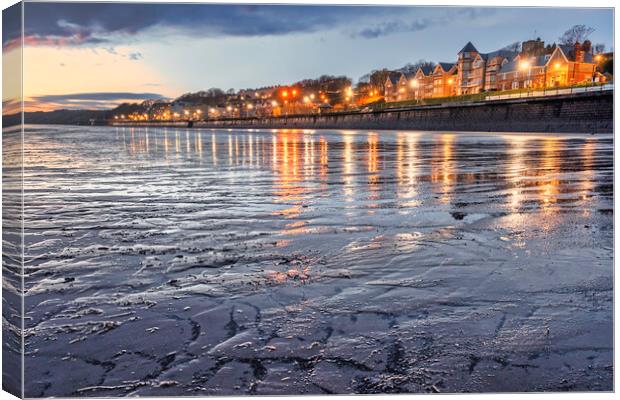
[110,127,612,221]
[21,125,613,396]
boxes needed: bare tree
[501,41,521,53]
[400,59,436,75]
[594,43,606,54]
[559,25,595,46]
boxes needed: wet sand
[20,125,612,396]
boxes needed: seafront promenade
[110,89,613,134]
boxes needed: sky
[1,2,614,111]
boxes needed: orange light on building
[595,54,602,62]
[291,89,297,96]
[447,78,454,84]
[410,80,419,88]
[554,62,561,70]
[271,100,278,107]
[519,60,530,71]
[282,90,289,98]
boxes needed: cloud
[351,7,497,39]
[27,92,167,110]
[355,19,432,39]
[4,3,399,50]
[127,51,142,60]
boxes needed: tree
[559,25,595,46]
[400,59,435,75]
[501,41,521,53]
[594,43,606,54]
[602,58,613,75]
[368,69,391,93]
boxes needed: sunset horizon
[1,2,613,112]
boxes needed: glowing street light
[410,79,419,88]
[247,103,254,110]
[309,93,315,100]
[554,62,561,70]
[519,60,530,71]
[271,100,278,107]
[303,96,310,103]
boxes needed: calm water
[19,125,613,395]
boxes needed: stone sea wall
[112,91,613,134]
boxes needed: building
[384,71,410,102]
[432,63,457,97]
[455,41,518,94]
[410,65,434,99]
[496,40,597,90]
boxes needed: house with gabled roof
[384,71,417,102]
[456,41,519,94]
[496,40,596,90]
[432,62,458,97]
[411,65,434,99]
[384,71,404,102]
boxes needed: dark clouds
[351,8,497,39]
[4,3,384,50]
[355,19,433,39]
[3,3,493,51]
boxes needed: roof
[420,65,434,75]
[497,59,518,74]
[480,49,519,62]
[402,71,416,79]
[458,41,478,54]
[386,71,403,85]
[437,62,456,73]
[498,55,547,74]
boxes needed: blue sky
[2,3,614,110]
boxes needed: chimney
[574,41,585,62]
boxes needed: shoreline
[108,91,613,134]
